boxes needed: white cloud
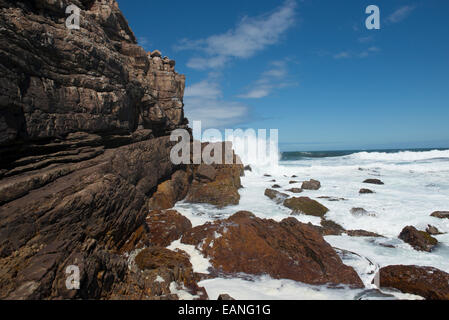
[387,5,416,24]
[238,60,295,99]
[176,0,297,69]
[184,80,249,128]
[333,47,380,59]
[333,51,351,59]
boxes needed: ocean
[172,148,449,300]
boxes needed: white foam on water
[167,240,212,274]
[198,275,423,300]
[172,149,449,300]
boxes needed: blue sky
[118,0,449,151]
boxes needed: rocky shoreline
[0,0,448,300]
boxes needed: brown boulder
[287,188,303,194]
[431,211,449,219]
[218,294,235,300]
[378,265,449,300]
[181,211,363,287]
[301,179,321,190]
[284,197,329,217]
[398,226,438,252]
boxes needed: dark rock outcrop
[398,226,438,252]
[181,212,364,288]
[378,265,449,300]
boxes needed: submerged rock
[378,265,449,300]
[181,211,364,287]
[284,197,329,217]
[350,207,376,217]
[431,211,449,219]
[359,188,375,194]
[398,226,438,252]
[287,188,303,194]
[426,225,444,235]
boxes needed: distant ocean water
[281,148,449,161]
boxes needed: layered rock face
[0,0,188,170]
[0,0,192,300]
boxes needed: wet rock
[291,175,298,178]
[378,265,449,300]
[289,181,299,184]
[359,189,375,194]
[426,225,444,236]
[244,165,252,172]
[346,230,383,238]
[287,188,303,194]
[301,179,321,190]
[363,179,384,185]
[319,219,346,236]
[264,174,272,177]
[272,184,281,189]
[218,294,235,300]
[181,212,364,287]
[398,226,438,252]
[264,189,289,204]
[284,197,329,217]
[431,211,449,219]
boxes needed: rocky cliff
[0,0,194,299]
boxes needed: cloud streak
[387,5,416,24]
[184,79,250,128]
[176,0,297,69]
[239,60,297,99]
